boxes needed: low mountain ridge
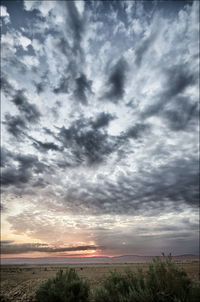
[1,254,199,265]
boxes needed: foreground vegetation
[35,255,200,302]
[35,268,89,302]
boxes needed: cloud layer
[0,241,99,255]
[1,0,199,256]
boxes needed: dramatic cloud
[11,90,41,123]
[103,58,128,103]
[4,114,27,138]
[74,73,92,104]
[62,155,199,217]
[92,112,115,129]
[0,74,15,96]
[0,241,100,255]
[57,122,114,165]
[1,151,48,187]
[30,136,62,153]
[1,0,199,257]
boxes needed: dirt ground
[0,262,199,302]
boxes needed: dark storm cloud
[3,113,27,138]
[74,73,92,105]
[92,112,115,129]
[30,137,62,152]
[0,242,100,254]
[104,58,128,103]
[1,167,32,186]
[11,90,41,123]
[14,153,47,174]
[54,115,148,166]
[64,156,198,215]
[57,123,114,165]
[1,153,48,187]
[125,123,150,139]
[33,141,61,152]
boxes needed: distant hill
[1,254,199,265]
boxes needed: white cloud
[23,1,37,11]
[18,34,31,50]
[38,1,55,17]
[2,30,31,52]
[21,55,39,68]
[75,0,85,16]
[1,5,10,24]
[131,19,143,35]
[24,0,55,17]
[2,31,15,47]
[31,39,44,56]
[1,5,9,17]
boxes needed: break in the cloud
[0,0,199,257]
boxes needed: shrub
[35,268,90,302]
[94,270,135,302]
[188,285,200,302]
[93,255,199,302]
[94,269,153,302]
[144,254,192,302]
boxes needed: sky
[0,0,199,259]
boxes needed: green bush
[35,268,90,302]
[94,270,136,302]
[94,255,199,302]
[188,285,200,302]
[35,257,200,302]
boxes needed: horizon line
[1,253,199,260]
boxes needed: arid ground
[0,261,199,302]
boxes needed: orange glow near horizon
[0,247,104,259]
[0,253,102,259]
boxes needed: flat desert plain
[1,261,200,302]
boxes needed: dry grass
[0,262,199,302]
